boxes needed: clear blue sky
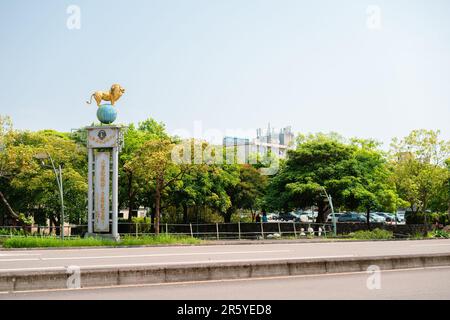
[0,0,449,147]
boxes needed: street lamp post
[35,152,65,240]
[321,187,336,237]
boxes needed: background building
[255,124,295,158]
[223,124,296,162]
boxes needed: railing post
[260,221,264,239]
[135,222,138,238]
[190,223,193,238]
[238,221,241,240]
[166,223,168,235]
[278,222,281,236]
[216,223,219,240]
[293,221,297,238]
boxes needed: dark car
[337,213,367,223]
[277,212,300,222]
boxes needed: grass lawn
[2,234,201,248]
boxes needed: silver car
[326,213,345,223]
[369,212,386,223]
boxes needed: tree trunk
[127,173,134,222]
[422,194,429,225]
[182,203,188,224]
[147,206,155,233]
[50,216,59,236]
[316,202,327,223]
[448,171,450,224]
[448,200,450,224]
[0,191,19,221]
[366,208,371,230]
[224,207,235,223]
[154,185,161,235]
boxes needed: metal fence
[0,222,334,240]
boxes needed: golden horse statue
[86,84,125,106]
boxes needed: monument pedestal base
[86,126,123,243]
[84,233,120,242]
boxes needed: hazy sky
[0,0,449,147]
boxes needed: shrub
[349,228,393,240]
[121,235,200,246]
[131,217,151,224]
[130,217,152,234]
[18,213,34,226]
[0,228,27,236]
[406,212,449,225]
[431,229,450,239]
[410,232,427,240]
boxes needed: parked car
[299,214,310,223]
[278,212,300,222]
[372,212,396,223]
[326,213,345,223]
[337,213,367,223]
[267,213,279,221]
[298,211,317,222]
[369,212,386,223]
[396,213,405,223]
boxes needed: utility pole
[321,187,336,237]
[35,152,65,240]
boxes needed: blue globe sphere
[97,104,117,124]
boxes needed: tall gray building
[255,124,295,157]
[223,124,295,161]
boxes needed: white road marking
[0,255,355,272]
[0,266,66,272]
[0,249,290,263]
[0,253,40,257]
[409,243,450,247]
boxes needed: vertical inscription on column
[94,152,110,232]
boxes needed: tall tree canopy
[266,134,401,223]
[0,121,87,228]
[2,114,449,231]
[390,130,450,223]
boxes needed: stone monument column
[84,84,125,241]
[85,125,122,241]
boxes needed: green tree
[0,120,87,229]
[0,115,25,223]
[11,130,87,229]
[343,146,405,228]
[266,134,401,223]
[446,159,450,221]
[223,164,267,222]
[390,130,450,224]
[119,118,168,222]
[266,135,354,222]
[126,138,187,235]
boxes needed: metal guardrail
[0,222,334,240]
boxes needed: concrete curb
[1,253,450,292]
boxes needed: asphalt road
[1,239,450,272]
[2,266,449,300]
